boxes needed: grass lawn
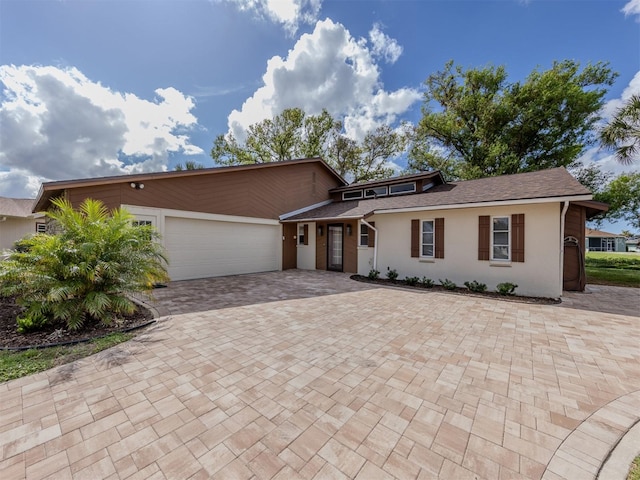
[629,456,640,480]
[0,332,133,383]
[585,252,640,288]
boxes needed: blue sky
[1,0,638,230]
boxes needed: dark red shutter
[435,218,444,259]
[478,216,490,261]
[411,219,420,257]
[511,214,525,262]
[367,222,376,248]
[303,224,309,245]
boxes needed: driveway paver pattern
[1,270,639,479]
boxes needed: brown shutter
[478,215,490,261]
[435,218,444,259]
[303,224,309,245]
[367,222,376,248]
[411,219,420,257]
[511,214,525,262]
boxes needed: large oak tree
[409,60,617,180]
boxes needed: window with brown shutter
[511,214,525,262]
[478,215,490,261]
[367,222,376,248]
[411,219,419,257]
[435,218,444,259]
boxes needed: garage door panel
[165,217,279,280]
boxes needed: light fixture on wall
[317,225,323,236]
[346,224,352,236]
[130,182,145,190]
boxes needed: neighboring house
[33,159,605,298]
[626,238,639,252]
[0,197,44,251]
[585,228,627,252]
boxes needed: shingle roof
[285,167,591,221]
[585,228,624,238]
[0,197,37,218]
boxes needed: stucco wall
[0,218,37,251]
[371,202,563,298]
[297,222,317,270]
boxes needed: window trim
[389,182,416,195]
[35,223,47,233]
[491,215,510,261]
[420,219,435,258]
[342,190,363,200]
[364,186,388,198]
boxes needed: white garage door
[164,216,280,281]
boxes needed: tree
[0,198,168,332]
[600,94,640,164]
[595,172,640,231]
[409,60,617,179]
[174,161,205,171]
[211,108,407,183]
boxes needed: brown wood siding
[511,214,525,262]
[563,204,586,291]
[316,222,327,270]
[344,221,358,273]
[434,217,444,259]
[478,215,490,261]
[62,162,341,219]
[367,221,376,248]
[411,219,420,257]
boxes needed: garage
[163,215,281,281]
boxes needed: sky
[0,0,639,231]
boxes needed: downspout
[559,201,570,296]
[360,219,378,271]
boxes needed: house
[33,159,605,298]
[0,197,44,251]
[626,238,639,253]
[585,228,627,252]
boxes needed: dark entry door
[282,223,297,270]
[327,224,343,271]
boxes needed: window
[132,220,153,227]
[421,220,434,257]
[35,223,46,233]
[492,216,510,260]
[389,182,416,195]
[364,186,388,198]
[342,190,363,200]
[422,181,435,192]
[360,224,369,247]
[298,224,305,245]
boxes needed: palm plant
[0,198,169,332]
[600,94,640,164]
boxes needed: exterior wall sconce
[317,225,323,236]
[346,224,352,236]
[130,182,145,190]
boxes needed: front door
[282,223,297,270]
[327,224,343,271]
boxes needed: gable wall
[64,162,341,219]
[370,202,562,298]
[0,218,37,250]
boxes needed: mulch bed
[351,275,561,305]
[0,296,154,350]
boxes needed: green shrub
[368,268,380,280]
[464,280,487,293]
[386,267,399,281]
[585,254,640,270]
[405,276,420,286]
[0,198,169,332]
[420,277,435,288]
[439,278,457,290]
[496,282,518,295]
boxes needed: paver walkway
[1,271,639,479]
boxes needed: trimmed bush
[386,267,399,281]
[420,277,435,288]
[496,282,518,295]
[368,269,380,280]
[439,278,457,290]
[405,276,420,286]
[464,280,487,293]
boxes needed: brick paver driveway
[1,271,639,479]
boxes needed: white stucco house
[0,197,44,252]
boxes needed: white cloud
[601,70,640,120]
[225,18,420,143]
[0,65,202,198]
[622,0,640,20]
[219,0,322,35]
[369,23,403,64]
